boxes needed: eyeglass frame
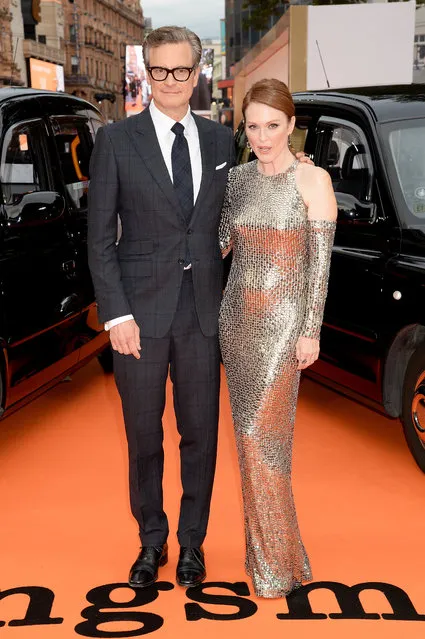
[146,66,196,82]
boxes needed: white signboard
[307,2,416,90]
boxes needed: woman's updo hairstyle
[242,78,295,121]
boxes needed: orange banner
[29,58,64,92]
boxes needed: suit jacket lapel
[128,109,185,223]
[191,113,216,226]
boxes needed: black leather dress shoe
[128,544,168,588]
[176,546,206,587]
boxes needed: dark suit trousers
[113,270,220,547]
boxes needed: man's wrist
[105,314,134,331]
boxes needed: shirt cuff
[104,314,134,331]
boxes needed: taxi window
[319,123,373,203]
[89,116,105,143]
[386,120,425,219]
[0,119,49,205]
[50,116,93,210]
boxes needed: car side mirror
[4,191,65,226]
[336,192,376,224]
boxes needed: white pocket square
[215,162,227,170]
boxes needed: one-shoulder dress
[218,159,336,598]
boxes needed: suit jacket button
[187,229,193,235]
[178,259,185,265]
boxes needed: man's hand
[296,336,319,371]
[295,151,314,166]
[110,319,141,359]
[221,240,233,259]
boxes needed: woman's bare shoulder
[296,163,331,186]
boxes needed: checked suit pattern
[87,107,235,547]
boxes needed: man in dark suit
[88,26,234,588]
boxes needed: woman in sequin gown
[219,80,337,598]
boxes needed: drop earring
[246,140,252,150]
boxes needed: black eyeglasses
[147,66,195,82]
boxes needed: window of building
[24,24,36,41]
[70,24,76,44]
[71,55,79,74]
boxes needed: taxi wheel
[401,345,425,473]
[97,346,114,374]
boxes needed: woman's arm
[296,167,337,369]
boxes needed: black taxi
[0,87,110,418]
[234,84,425,472]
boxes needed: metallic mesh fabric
[218,159,336,598]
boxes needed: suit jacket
[87,108,235,338]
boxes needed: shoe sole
[128,554,168,589]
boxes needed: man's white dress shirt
[105,100,202,331]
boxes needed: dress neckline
[255,157,299,178]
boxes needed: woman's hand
[296,336,319,370]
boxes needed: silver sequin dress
[218,159,336,598]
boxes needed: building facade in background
[64,0,144,121]
[28,0,66,88]
[2,1,24,86]
[9,0,66,89]
[201,38,222,100]
[225,0,288,76]
[3,0,145,122]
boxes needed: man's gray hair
[143,26,202,67]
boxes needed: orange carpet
[1,360,425,638]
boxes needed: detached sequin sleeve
[301,219,336,340]
[219,169,234,252]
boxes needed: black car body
[235,84,425,472]
[0,88,109,417]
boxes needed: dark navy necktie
[171,122,194,223]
